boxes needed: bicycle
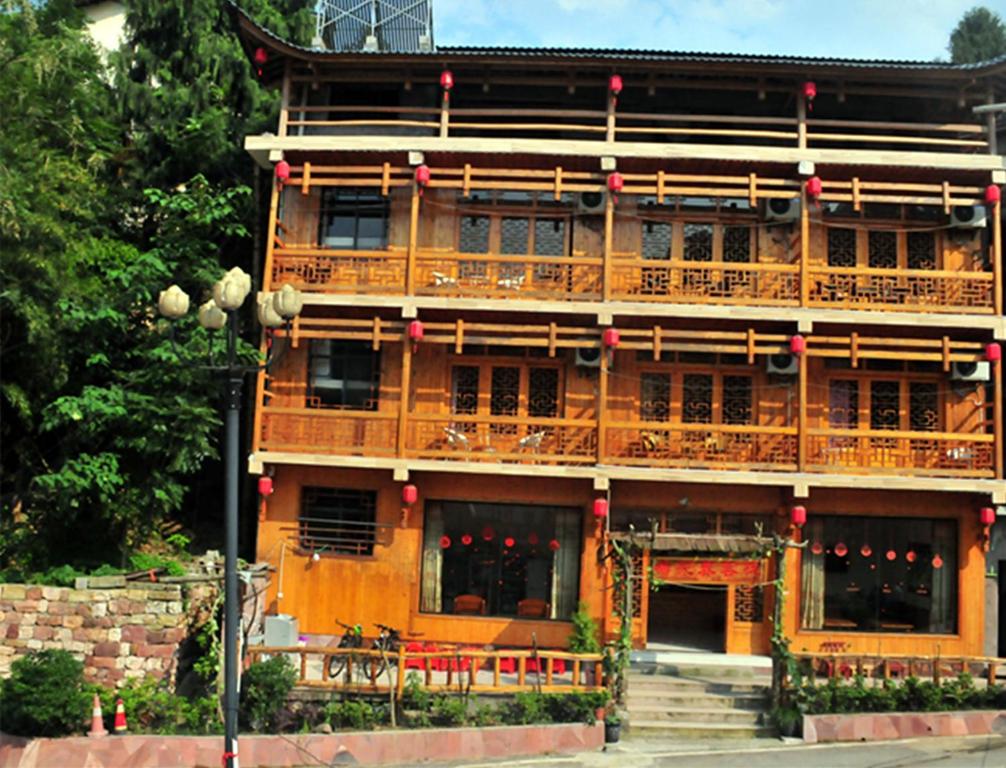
[362,622,401,681]
[327,619,364,681]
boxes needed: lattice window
[910,382,939,432]
[299,488,377,556]
[317,189,389,250]
[682,374,713,424]
[500,217,530,254]
[828,228,857,268]
[870,381,901,431]
[683,223,713,262]
[733,585,764,623]
[907,231,936,270]
[640,372,671,422]
[451,366,480,433]
[723,226,752,263]
[490,367,520,415]
[642,222,672,260]
[828,380,859,428]
[533,219,566,256]
[868,231,898,269]
[459,216,490,253]
[723,375,753,425]
[528,367,559,418]
[613,552,645,619]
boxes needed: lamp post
[158,269,302,768]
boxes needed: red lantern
[275,161,290,183]
[603,327,620,348]
[906,550,917,563]
[802,81,817,110]
[986,343,1002,362]
[860,544,872,558]
[932,554,944,569]
[440,70,454,91]
[789,334,806,356]
[528,532,539,546]
[981,507,996,526]
[593,498,609,520]
[790,505,806,527]
[253,47,268,66]
[504,536,515,549]
[805,176,822,202]
[408,319,424,341]
[402,484,418,505]
[461,533,473,546]
[439,535,452,549]
[482,525,495,542]
[415,164,431,195]
[985,184,1001,205]
[811,541,824,555]
[885,549,897,561]
[548,539,560,552]
[834,542,848,557]
[608,74,623,96]
[607,172,624,196]
[257,476,274,497]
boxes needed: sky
[434,0,1006,61]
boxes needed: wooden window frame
[454,193,572,256]
[824,374,945,432]
[636,365,757,425]
[447,358,565,420]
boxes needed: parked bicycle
[363,622,401,680]
[326,619,363,680]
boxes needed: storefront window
[800,515,957,634]
[420,501,581,620]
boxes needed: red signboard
[651,557,763,585]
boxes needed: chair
[516,598,550,619]
[431,271,458,288]
[444,427,471,451]
[453,594,487,615]
[517,431,546,453]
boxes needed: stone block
[166,602,184,615]
[89,576,126,589]
[18,626,32,640]
[13,600,38,612]
[62,614,84,629]
[5,624,17,639]
[125,657,144,671]
[26,639,42,650]
[67,591,91,603]
[92,602,108,618]
[89,656,118,670]
[76,604,92,617]
[25,587,42,600]
[36,599,48,612]
[123,669,145,679]
[143,657,163,671]
[54,627,72,643]
[107,627,121,642]
[2,585,26,600]
[148,601,166,615]
[92,641,120,657]
[20,613,36,626]
[40,586,65,601]
[122,625,146,644]
[34,626,53,641]
[124,589,148,601]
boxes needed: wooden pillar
[994,197,1002,317]
[605,92,616,142]
[278,61,291,137]
[439,91,450,138]
[798,349,808,472]
[603,192,614,301]
[796,91,807,149]
[987,91,998,155]
[995,356,1003,480]
[397,341,412,458]
[406,184,420,296]
[598,345,609,462]
[799,186,810,307]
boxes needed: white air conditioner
[575,346,602,368]
[950,205,987,229]
[577,191,606,215]
[764,198,800,223]
[950,361,990,382]
[766,353,799,376]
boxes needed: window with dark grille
[733,585,764,623]
[827,228,857,267]
[459,216,490,253]
[870,381,901,430]
[308,340,380,409]
[828,380,859,429]
[642,222,672,260]
[318,189,389,249]
[299,488,377,556]
[640,372,671,421]
[451,366,479,415]
[490,367,520,437]
[682,373,713,423]
[907,231,936,270]
[533,219,566,256]
[868,231,898,269]
[723,226,752,263]
[528,368,559,418]
[683,223,713,262]
[500,218,530,254]
[909,382,939,432]
[722,375,753,425]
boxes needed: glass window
[868,231,897,269]
[907,231,936,270]
[682,374,713,423]
[827,228,857,268]
[870,381,900,431]
[683,223,713,262]
[420,501,582,619]
[299,488,377,556]
[722,375,753,425]
[640,372,671,422]
[308,340,380,410]
[500,218,530,254]
[533,219,566,256]
[642,222,672,260]
[800,515,957,634]
[460,216,490,253]
[318,189,389,249]
[528,367,559,418]
[828,380,859,429]
[909,382,938,432]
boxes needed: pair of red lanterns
[792,504,998,529]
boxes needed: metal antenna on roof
[313,0,435,52]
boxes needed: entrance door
[646,584,727,652]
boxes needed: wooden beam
[995,358,1003,480]
[653,325,662,361]
[301,161,311,196]
[800,185,810,306]
[548,322,557,357]
[406,184,420,295]
[851,176,861,211]
[603,192,614,302]
[994,197,1002,316]
[798,350,807,472]
[656,170,665,204]
[746,327,756,364]
[942,336,952,372]
[797,92,807,149]
[278,60,291,138]
[455,319,464,354]
[748,173,757,208]
[381,162,391,196]
[397,342,412,458]
[597,345,609,463]
[554,166,563,201]
[372,317,382,351]
[850,331,859,368]
[942,181,951,214]
[462,163,471,197]
[439,91,449,138]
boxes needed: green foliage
[430,695,467,726]
[128,552,186,577]
[240,656,297,732]
[567,602,601,654]
[0,650,91,737]
[949,6,1006,63]
[324,699,386,730]
[97,678,220,735]
[791,674,1006,716]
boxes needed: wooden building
[234,7,1005,659]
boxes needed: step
[626,705,764,725]
[627,675,770,695]
[631,662,772,679]
[626,691,768,710]
[627,720,776,740]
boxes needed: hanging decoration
[860,544,872,558]
[275,160,290,184]
[482,525,495,542]
[253,47,268,77]
[986,343,1002,362]
[461,533,473,546]
[528,532,539,546]
[257,476,274,497]
[802,80,817,110]
[932,554,944,569]
[408,319,424,353]
[415,164,431,196]
[504,536,515,549]
[548,539,561,552]
[607,172,624,204]
[885,549,897,561]
[440,70,454,92]
[439,535,452,549]
[593,498,609,520]
[609,73,623,107]
[805,176,822,205]
[834,542,848,557]
[789,335,806,355]
[906,550,917,563]
[986,184,1001,205]
[790,505,807,528]
[811,541,824,556]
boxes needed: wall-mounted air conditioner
[575,346,602,368]
[949,205,987,229]
[950,361,990,382]
[577,191,606,215]
[766,353,799,376]
[764,198,800,223]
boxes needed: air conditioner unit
[950,361,990,382]
[764,198,800,223]
[577,191,606,215]
[766,353,799,376]
[950,205,987,229]
[575,345,602,368]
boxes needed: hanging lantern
[603,327,620,348]
[790,505,807,527]
[439,535,452,549]
[548,538,561,552]
[985,184,1001,205]
[415,164,431,196]
[253,47,268,66]
[275,160,291,183]
[504,536,515,549]
[986,343,1002,362]
[528,532,539,546]
[609,74,623,96]
[607,172,624,204]
[811,541,824,556]
[789,334,806,356]
[482,525,495,542]
[461,533,473,546]
[906,550,917,563]
[593,498,609,520]
[402,484,418,506]
[932,554,944,569]
[885,549,897,561]
[802,81,817,111]
[834,542,848,557]
[805,176,822,203]
[860,544,872,558]
[440,70,454,91]
[257,476,274,497]
[981,506,996,526]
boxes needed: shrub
[0,650,91,737]
[567,603,601,654]
[791,674,1005,716]
[240,655,297,732]
[501,692,551,725]
[430,695,467,726]
[325,699,385,730]
[98,678,220,735]
[542,691,609,724]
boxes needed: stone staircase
[625,658,775,739]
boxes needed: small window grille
[827,228,857,267]
[299,488,377,556]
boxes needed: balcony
[806,266,995,313]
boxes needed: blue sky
[435,0,1006,61]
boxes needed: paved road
[443,734,1006,768]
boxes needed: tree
[949,6,1006,64]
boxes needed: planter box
[803,710,1006,744]
[0,721,604,768]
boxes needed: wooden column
[995,356,1003,480]
[605,93,616,142]
[262,179,281,293]
[798,349,808,472]
[796,92,807,149]
[597,345,609,462]
[397,341,412,458]
[994,197,1002,317]
[799,186,810,306]
[439,92,450,138]
[602,193,614,301]
[278,61,291,137]
[987,90,998,155]
[406,184,420,296]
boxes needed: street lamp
[157,268,302,768]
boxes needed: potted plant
[770,704,801,738]
[604,711,621,744]
[568,602,601,685]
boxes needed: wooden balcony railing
[807,266,996,314]
[259,407,399,456]
[608,259,801,306]
[806,428,995,478]
[405,413,598,465]
[604,421,799,471]
[271,247,407,295]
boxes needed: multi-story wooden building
[234,7,1005,659]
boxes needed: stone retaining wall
[803,710,1006,743]
[0,582,190,687]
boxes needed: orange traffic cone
[88,693,108,738]
[113,698,128,734]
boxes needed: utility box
[264,614,299,647]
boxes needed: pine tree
[949,6,1006,64]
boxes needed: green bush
[430,695,466,726]
[0,650,91,736]
[240,655,297,732]
[792,674,1005,716]
[501,692,551,725]
[567,602,601,654]
[324,699,385,730]
[98,678,220,735]
[541,690,609,724]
